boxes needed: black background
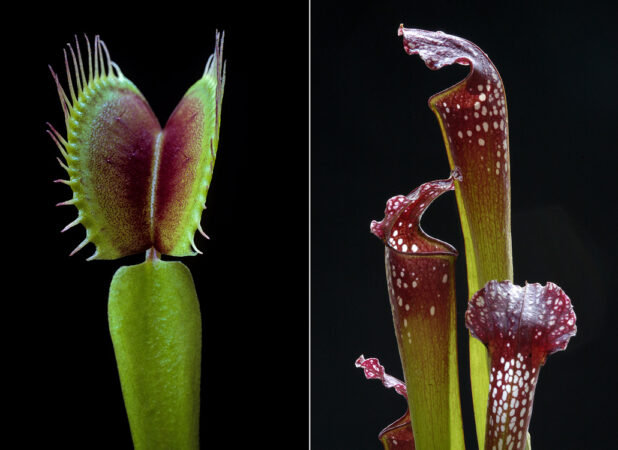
[10,4,308,448]
[6,2,617,449]
[312,2,617,450]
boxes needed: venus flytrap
[49,33,225,449]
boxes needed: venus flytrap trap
[357,26,577,450]
[49,33,225,449]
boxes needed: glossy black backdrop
[312,2,617,449]
[10,4,308,448]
